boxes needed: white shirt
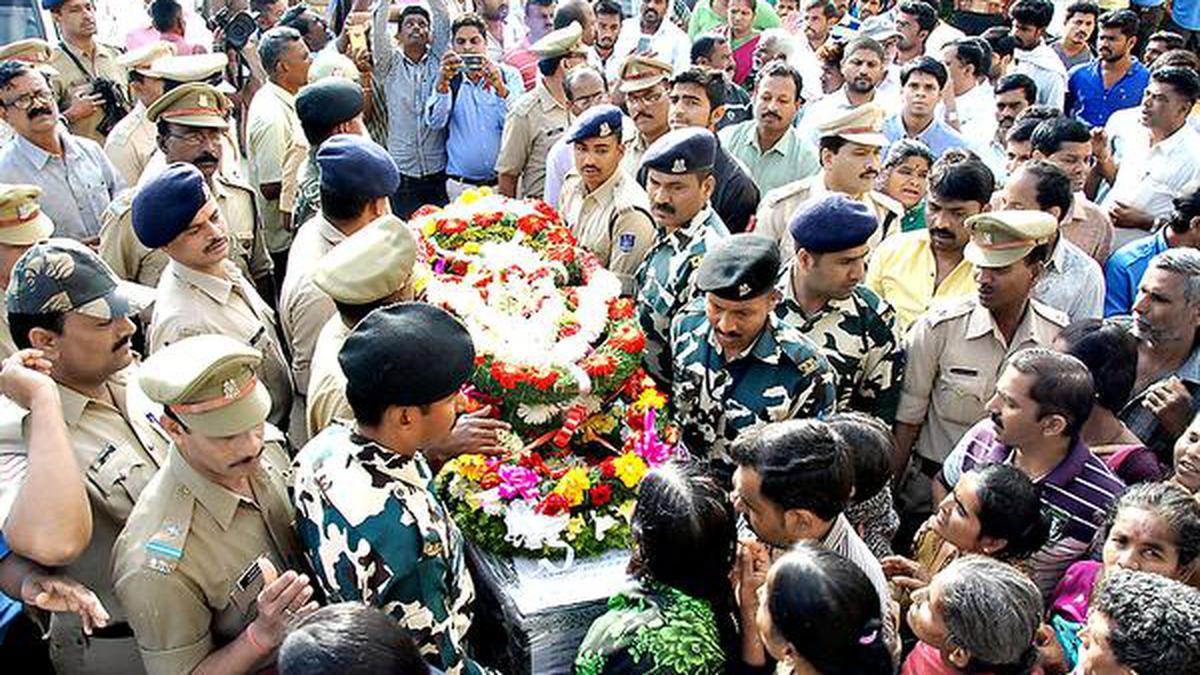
[943,81,997,142]
[1033,236,1104,323]
[1012,43,1068,110]
[1102,120,1200,222]
[799,87,900,146]
[926,21,966,54]
[606,18,691,82]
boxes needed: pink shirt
[126,27,208,56]
[903,641,1046,675]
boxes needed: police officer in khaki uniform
[617,55,673,178]
[558,104,655,296]
[0,39,57,147]
[112,335,316,675]
[134,163,295,434]
[755,104,905,259]
[0,239,165,675]
[306,214,419,437]
[0,185,55,360]
[495,22,587,199]
[100,84,272,289]
[103,41,174,187]
[893,210,1068,530]
[46,0,128,144]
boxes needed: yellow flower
[566,515,586,540]
[617,499,636,523]
[462,242,481,254]
[635,388,667,412]
[612,453,647,489]
[553,467,591,507]
[583,413,618,437]
[421,219,437,236]
[460,189,480,205]
[478,186,493,197]
[453,454,488,481]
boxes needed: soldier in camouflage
[670,233,837,469]
[776,195,904,423]
[290,303,493,675]
[635,127,730,385]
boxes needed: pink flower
[497,465,540,500]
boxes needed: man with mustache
[605,0,691,81]
[1114,248,1200,463]
[99,83,273,292]
[135,163,295,433]
[558,105,655,295]
[1104,186,1200,318]
[1066,9,1150,129]
[670,233,834,469]
[112,335,316,675]
[757,103,903,259]
[635,127,730,384]
[973,72,1036,187]
[799,36,895,145]
[103,41,174,188]
[1052,2,1098,71]
[1008,0,1067,110]
[0,239,165,674]
[617,55,673,176]
[0,61,125,244]
[777,195,902,423]
[46,0,129,145]
[719,61,819,195]
[893,210,1067,541]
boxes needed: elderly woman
[904,556,1044,675]
[1078,570,1200,674]
[575,462,737,675]
[877,139,935,232]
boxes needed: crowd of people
[0,0,1199,673]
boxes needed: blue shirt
[0,534,23,642]
[426,66,524,182]
[1066,60,1151,128]
[1103,229,1169,317]
[1173,0,1200,29]
[882,114,970,160]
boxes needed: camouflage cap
[6,238,155,319]
[963,210,1057,269]
[0,184,54,246]
[146,82,229,129]
[140,334,271,437]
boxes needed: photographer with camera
[428,12,524,199]
[46,0,131,144]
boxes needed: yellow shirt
[865,230,977,330]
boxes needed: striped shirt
[940,419,1126,597]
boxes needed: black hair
[766,544,893,675]
[884,137,936,172]
[320,185,375,221]
[280,4,317,36]
[826,413,892,505]
[731,420,853,521]
[278,602,430,675]
[1102,482,1200,569]
[1151,66,1200,106]
[251,0,282,13]
[949,38,991,80]
[1065,1,1101,22]
[691,33,727,64]
[632,462,739,653]
[971,464,1050,560]
[1031,116,1090,156]
[842,36,886,62]
[818,135,850,158]
[1007,347,1095,439]
[450,12,487,37]
[995,73,1037,104]
[1016,104,1061,123]
[1006,116,1043,144]
[0,60,34,92]
[1147,30,1187,50]
[150,0,183,33]
[538,55,565,78]
[900,55,948,89]
[1098,8,1138,37]
[553,0,590,30]
[805,0,838,19]
[8,312,65,350]
[333,298,392,328]
[1154,49,1200,71]
[1167,183,1200,236]
[757,60,803,99]
[671,67,727,110]
[899,1,937,33]
[595,0,623,17]
[929,158,995,205]
[1009,0,1054,29]
[981,26,1017,59]
[1058,319,1138,412]
[1092,570,1200,673]
[1019,159,1074,220]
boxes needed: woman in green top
[687,0,781,39]
[575,462,738,675]
[877,139,935,232]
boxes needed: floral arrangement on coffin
[416,188,681,560]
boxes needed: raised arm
[371,0,396,75]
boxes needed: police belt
[447,174,495,187]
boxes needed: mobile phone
[461,53,485,74]
[636,36,652,54]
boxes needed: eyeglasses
[1,89,53,111]
[167,129,223,148]
[626,88,665,107]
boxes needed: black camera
[207,7,258,51]
[91,77,130,137]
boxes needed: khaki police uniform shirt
[49,41,128,144]
[558,168,655,295]
[149,260,294,428]
[0,368,169,667]
[495,82,570,199]
[247,82,304,254]
[111,433,299,675]
[755,174,905,258]
[279,215,346,397]
[895,297,1068,464]
[306,317,353,439]
[104,101,156,187]
[619,132,652,179]
[0,314,16,362]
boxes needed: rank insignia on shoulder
[422,541,443,558]
[618,232,636,252]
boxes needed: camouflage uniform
[776,263,905,423]
[291,424,490,675]
[635,207,730,384]
[291,151,321,233]
[669,298,837,461]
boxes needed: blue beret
[640,127,716,175]
[697,234,781,300]
[339,302,475,408]
[317,134,400,198]
[566,105,623,144]
[42,0,63,8]
[789,194,879,254]
[296,78,364,144]
[133,163,209,249]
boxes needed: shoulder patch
[617,232,636,252]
